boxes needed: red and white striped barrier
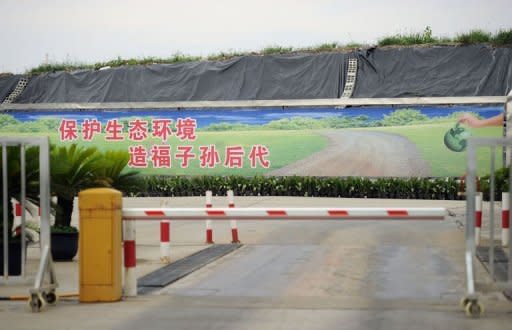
[205,191,214,244]
[123,220,137,297]
[14,201,40,218]
[227,190,240,243]
[121,205,445,296]
[503,192,510,247]
[122,207,446,221]
[475,192,483,246]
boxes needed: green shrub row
[129,175,462,200]
[480,167,509,201]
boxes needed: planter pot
[0,239,23,276]
[51,232,79,261]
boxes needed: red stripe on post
[207,210,226,216]
[231,228,239,243]
[503,210,510,229]
[206,204,212,208]
[328,210,349,216]
[267,210,287,217]
[145,210,165,216]
[206,229,213,244]
[160,222,170,242]
[124,240,136,268]
[387,210,409,217]
[476,211,482,228]
[229,203,235,208]
[15,203,21,217]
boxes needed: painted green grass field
[1,131,327,176]
[355,123,502,177]
[2,122,502,177]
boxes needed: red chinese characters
[128,119,148,141]
[59,119,78,141]
[152,119,173,142]
[224,146,245,168]
[81,119,101,141]
[199,145,220,168]
[57,116,273,171]
[105,119,124,141]
[175,146,196,168]
[249,145,271,168]
[150,145,172,168]
[128,145,148,168]
[175,118,197,141]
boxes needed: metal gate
[464,136,512,317]
[1,136,58,312]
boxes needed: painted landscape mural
[0,105,503,177]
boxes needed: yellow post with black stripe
[78,188,123,302]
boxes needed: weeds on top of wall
[21,27,512,75]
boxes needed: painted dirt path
[268,130,431,177]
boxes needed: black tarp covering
[353,45,512,97]
[17,53,346,103]
[0,75,22,102]
[12,45,512,103]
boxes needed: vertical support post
[20,144,26,278]
[465,138,477,296]
[227,190,240,243]
[39,137,56,288]
[205,191,213,244]
[159,201,171,263]
[489,146,496,280]
[123,220,137,297]
[506,92,512,167]
[38,137,51,275]
[503,192,510,247]
[475,192,483,246]
[160,220,171,263]
[508,161,512,283]
[2,143,8,279]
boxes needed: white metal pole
[205,191,213,244]
[159,201,171,263]
[502,192,510,247]
[123,221,137,297]
[227,190,240,243]
[475,192,483,246]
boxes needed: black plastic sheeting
[2,45,511,104]
[15,53,346,103]
[353,45,512,97]
[0,75,23,102]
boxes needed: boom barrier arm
[122,207,446,221]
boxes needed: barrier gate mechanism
[464,136,512,318]
[0,137,57,312]
[121,206,446,297]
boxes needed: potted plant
[96,150,140,192]
[0,145,40,275]
[49,145,139,261]
[50,144,102,261]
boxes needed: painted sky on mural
[8,106,502,127]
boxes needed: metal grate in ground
[138,244,242,295]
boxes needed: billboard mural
[0,105,503,177]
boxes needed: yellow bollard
[78,188,123,302]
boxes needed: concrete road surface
[1,197,511,329]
